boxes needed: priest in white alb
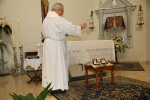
[42,3,87,92]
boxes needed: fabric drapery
[104,16,126,31]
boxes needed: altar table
[37,40,115,65]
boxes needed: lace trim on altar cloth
[68,48,114,65]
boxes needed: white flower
[0,17,7,28]
[0,16,12,50]
[1,24,5,28]
[1,20,5,25]
[111,35,128,53]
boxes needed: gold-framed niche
[95,0,136,48]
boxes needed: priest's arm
[58,17,87,36]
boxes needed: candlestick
[18,20,21,47]
[19,45,25,75]
[12,47,19,76]
[11,18,15,47]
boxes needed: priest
[42,3,87,92]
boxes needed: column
[126,7,132,47]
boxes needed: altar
[23,40,115,84]
[37,40,115,65]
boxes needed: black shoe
[50,90,66,94]
[59,90,66,93]
[50,90,60,94]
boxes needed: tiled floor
[0,62,150,100]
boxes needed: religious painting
[104,16,126,31]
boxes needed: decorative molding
[95,0,136,47]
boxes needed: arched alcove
[95,0,136,47]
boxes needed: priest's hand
[80,23,87,29]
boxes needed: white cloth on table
[37,44,43,59]
[37,40,115,65]
[24,59,42,70]
[67,40,115,65]
[37,43,43,62]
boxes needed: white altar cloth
[37,40,115,65]
[67,40,115,65]
[24,59,42,70]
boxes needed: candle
[11,18,15,47]
[18,20,21,47]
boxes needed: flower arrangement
[0,17,12,49]
[0,17,12,35]
[111,35,128,53]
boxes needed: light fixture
[137,5,144,26]
[88,11,95,30]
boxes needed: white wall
[117,0,147,62]
[0,0,42,68]
[0,0,149,69]
[146,0,150,61]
